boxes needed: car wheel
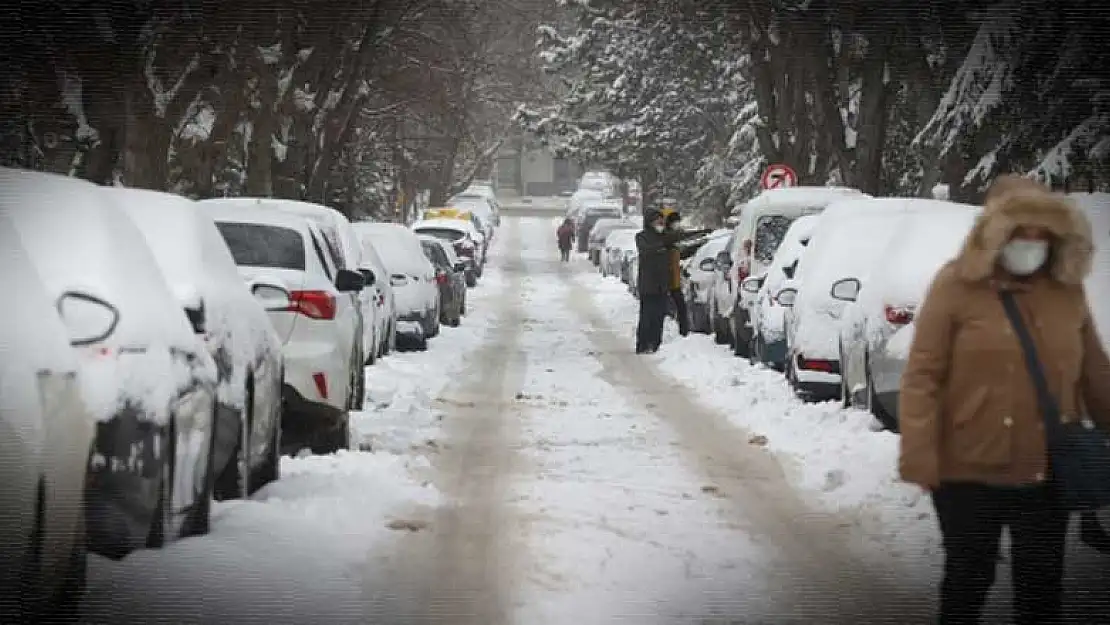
[146,420,180,548]
[865,355,897,431]
[713,314,730,345]
[46,523,87,622]
[731,313,751,358]
[460,294,467,317]
[350,351,366,411]
[312,416,351,455]
[215,386,251,501]
[252,378,282,492]
[749,334,761,366]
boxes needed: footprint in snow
[822,468,847,492]
[386,518,430,532]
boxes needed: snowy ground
[80,212,1110,624]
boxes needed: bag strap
[998,290,1062,440]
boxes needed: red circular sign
[760,164,798,190]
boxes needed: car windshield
[415,227,465,242]
[216,222,306,270]
[753,215,796,264]
[421,241,449,267]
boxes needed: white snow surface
[1072,193,1110,349]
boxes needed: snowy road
[79,212,1109,624]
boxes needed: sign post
[760,164,798,190]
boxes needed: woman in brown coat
[899,175,1110,624]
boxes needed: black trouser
[636,294,667,353]
[931,481,1069,625]
[559,246,570,261]
[669,289,689,336]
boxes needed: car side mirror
[698,257,716,272]
[335,268,365,293]
[358,268,376,286]
[56,291,120,347]
[830,277,861,302]
[776,287,798,308]
[251,282,292,312]
[741,276,764,294]
[782,263,796,280]
[714,251,732,272]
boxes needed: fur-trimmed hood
[953,178,1094,285]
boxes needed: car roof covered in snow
[412,218,479,236]
[197,198,321,232]
[0,168,198,352]
[734,186,869,216]
[351,221,431,276]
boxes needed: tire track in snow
[366,218,527,625]
[558,239,932,623]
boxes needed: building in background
[495,131,583,197]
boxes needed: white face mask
[1000,239,1050,276]
[652,224,665,233]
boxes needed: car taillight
[436,272,448,285]
[736,261,749,283]
[884,304,915,326]
[288,290,337,320]
[798,356,837,373]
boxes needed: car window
[215,222,306,270]
[319,227,346,269]
[308,229,334,280]
[421,241,448,267]
[753,215,795,264]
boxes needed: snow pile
[577,271,939,560]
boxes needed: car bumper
[758,337,788,369]
[282,340,348,413]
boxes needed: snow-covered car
[448,195,497,240]
[254,199,382,367]
[777,197,955,402]
[567,188,605,221]
[0,217,94,621]
[681,229,734,335]
[355,234,398,358]
[453,183,501,226]
[589,218,638,266]
[412,217,484,287]
[111,188,285,498]
[836,202,979,429]
[353,222,441,349]
[200,201,365,454]
[601,228,638,278]
[576,201,623,253]
[1,168,219,560]
[577,170,621,198]
[711,186,871,357]
[743,215,819,370]
[418,234,468,327]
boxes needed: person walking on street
[635,208,711,353]
[898,174,1110,625]
[556,217,575,262]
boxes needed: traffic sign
[760,164,798,190]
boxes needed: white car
[1,168,219,560]
[411,217,484,287]
[742,215,819,370]
[225,198,381,368]
[778,197,963,402]
[356,236,399,358]
[836,202,980,428]
[682,229,733,334]
[0,218,94,621]
[454,183,501,226]
[352,222,441,350]
[111,188,286,499]
[588,218,637,266]
[200,201,366,454]
[601,228,638,278]
[448,195,497,240]
[711,186,871,357]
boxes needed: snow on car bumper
[282,339,348,413]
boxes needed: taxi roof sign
[425,206,473,221]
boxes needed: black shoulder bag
[999,290,1110,511]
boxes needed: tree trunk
[120,67,171,189]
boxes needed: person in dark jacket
[635,208,711,353]
[661,208,690,336]
[556,217,575,262]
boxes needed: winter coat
[636,227,712,297]
[668,247,682,291]
[557,223,575,249]
[898,181,1110,489]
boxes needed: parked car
[0,217,94,621]
[111,188,285,499]
[836,202,980,429]
[682,229,732,334]
[355,234,398,358]
[199,200,365,454]
[778,197,966,402]
[743,215,820,370]
[412,216,484,287]
[601,228,638,278]
[711,186,870,357]
[352,222,441,350]
[577,170,622,199]
[576,201,624,253]
[589,218,638,266]
[261,199,383,366]
[2,168,219,560]
[453,183,501,226]
[418,235,468,326]
[447,195,497,240]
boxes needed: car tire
[215,385,252,501]
[350,352,366,412]
[865,355,897,431]
[146,420,179,548]
[252,377,282,492]
[466,272,478,288]
[731,313,751,358]
[313,416,351,455]
[48,524,87,623]
[689,303,710,334]
[713,314,730,345]
[460,294,467,317]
